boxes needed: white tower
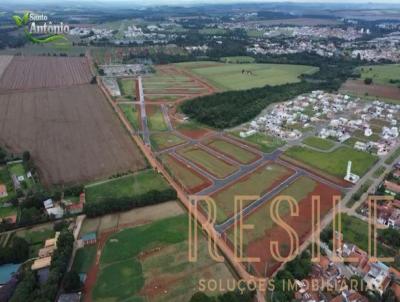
[346,161,352,178]
[344,160,359,183]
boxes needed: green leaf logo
[12,15,23,27]
[22,12,30,25]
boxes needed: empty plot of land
[0,56,92,90]
[341,80,400,102]
[210,163,294,223]
[0,55,13,78]
[0,84,146,186]
[177,145,238,179]
[204,137,260,164]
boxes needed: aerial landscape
[0,1,400,302]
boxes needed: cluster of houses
[241,91,400,156]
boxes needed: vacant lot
[210,163,294,223]
[85,170,170,204]
[0,85,146,186]
[358,64,400,86]
[230,132,285,153]
[119,103,140,130]
[284,146,377,178]
[205,138,260,164]
[146,105,168,131]
[117,78,136,98]
[302,136,335,151]
[226,176,339,276]
[177,145,238,179]
[92,214,233,302]
[160,154,211,194]
[341,80,400,102]
[150,132,185,151]
[177,62,318,91]
[0,56,92,90]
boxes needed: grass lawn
[284,146,377,178]
[210,163,293,223]
[358,64,400,86]
[85,170,171,204]
[227,176,317,248]
[119,104,139,130]
[150,133,185,151]
[147,105,168,131]
[160,154,209,192]
[177,146,238,179]
[206,138,259,164]
[72,246,97,273]
[118,78,136,97]
[334,213,399,267]
[230,132,285,153]
[14,224,55,245]
[182,63,318,91]
[303,136,335,151]
[7,162,34,189]
[93,214,233,301]
[0,206,17,219]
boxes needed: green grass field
[85,170,171,204]
[14,224,55,245]
[284,146,377,178]
[206,138,259,164]
[180,62,318,91]
[118,78,136,97]
[178,146,238,179]
[210,163,293,223]
[302,136,335,151]
[92,214,233,302]
[119,104,139,130]
[72,246,97,274]
[227,176,317,248]
[160,154,209,192]
[230,132,285,153]
[7,162,34,189]
[147,105,168,131]
[358,64,400,86]
[150,133,185,151]
[0,167,15,203]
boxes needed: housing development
[0,1,400,302]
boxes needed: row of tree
[84,188,177,217]
[190,289,255,302]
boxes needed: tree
[190,292,214,302]
[63,271,82,292]
[382,288,397,302]
[22,151,30,163]
[364,77,373,85]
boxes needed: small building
[43,199,54,209]
[384,180,400,196]
[0,184,7,198]
[80,232,97,246]
[46,206,64,219]
[31,256,52,271]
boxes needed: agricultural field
[204,138,260,164]
[357,64,400,86]
[160,154,211,194]
[284,146,377,178]
[85,170,170,204]
[0,56,92,90]
[230,132,285,153]
[119,103,140,130]
[0,84,146,186]
[117,78,136,99]
[177,145,238,179]
[341,80,400,102]
[146,105,169,131]
[209,163,294,223]
[150,132,185,151]
[91,214,234,302]
[0,55,13,78]
[177,62,318,91]
[226,176,339,276]
[302,136,335,151]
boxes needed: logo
[13,12,69,44]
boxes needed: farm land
[340,79,400,102]
[357,64,400,86]
[176,61,318,91]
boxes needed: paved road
[137,76,150,145]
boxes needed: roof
[43,198,53,209]
[44,232,60,248]
[81,232,96,241]
[46,206,64,218]
[38,246,55,258]
[0,263,20,284]
[385,181,400,194]
[0,184,7,195]
[31,257,52,270]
